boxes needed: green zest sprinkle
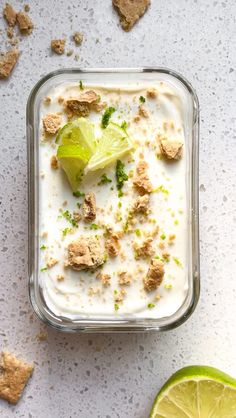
[79,80,84,90]
[121,121,127,130]
[139,95,146,103]
[114,289,118,295]
[165,284,173,289]
[90,223,99,230]
[118,201,122,208]
[114,303,119,311]
[103,254,108,263]
[62,227,73,236]
[174,219,179,225]
[73,191,85,198]
[160,233,166,240]
[40,245,46,250]
[173,257,183,268]
[62,210,78,227]
[101,107,116,128]
[152,185,169,195]
[135,229,141,237]
[98,173,112,185]
[116,160,128,196]
[40,267,47,272]
[77,202,81,208]
[147,303,155,309]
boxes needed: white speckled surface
[0,0,236,417]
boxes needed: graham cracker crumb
[113,0,150,31]
[16,11,33,35]
[24,4,30,12]
[51,39,66,55]
[36,331,48,342]
[57,274,64,282]
[3,3,17,27]
[44,96,51,105]
[50,155,58,169]
[73,32,83,45]
[43,113,61,135]
[0,352,34,404]
[6,26,14,39]
[0,49,19,79]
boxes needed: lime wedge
[57,144,90,191]
[86,122,133,172]
[150,366,236,418]
[56,117,96,156]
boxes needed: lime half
[150,366,236,418]
[86,122,133,172]
[56,117,96,156]
[57,144,90,191]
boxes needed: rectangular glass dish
[27,68,200,332]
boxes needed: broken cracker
[0,352,34,404]
[16,11,33,35]
[3,3,17,27]
[51,39,66,55]
[0,49,19,79]
[113,0,150,31]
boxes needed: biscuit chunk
[66,236,104,271]
[0,352,34,404]
[113,0,150,31]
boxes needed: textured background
[0,0,236,417]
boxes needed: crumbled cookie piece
[113,0,150,31]
[143,259,165,292]
[147,88,157,98]
[66,236,104,271]
[6,26,14,38]
[0,49,19,78]
[65,90,100,117]
[50,155,58,169]
[16,12,33,35]
[24,4,30,12]
[133,194,150,214]
[133,237,154,259]
[73,31,83,45]
[46,256,58,268]
[0,352,34,404]
[3,3,17,26]
[73,211,81,223]
[36,331,48,342]
[82,192,96,222]
[159,139,183,160]
[133,160,153,195]
[105,229,122,257]
[118,271,132,286]
[138,105,149,118]
[44,96,51,105]
[43,113,61,135]
[96,272,111,286]
[51,39,66,55]
[57,274,64,281]
[114,288,126,303]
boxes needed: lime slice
[57,144,90,191]
[150,366,236,418]
[56,117,96,156]
[86,122,133,172]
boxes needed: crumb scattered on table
[0,49,19,79]
[51,39,66,55]
[73,31,83,45]
[112,0,150,31]
[0,352,34,404]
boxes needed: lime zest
[101,107,116,128]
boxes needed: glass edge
[27,67,200,333]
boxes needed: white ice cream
[38,80,190,320]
